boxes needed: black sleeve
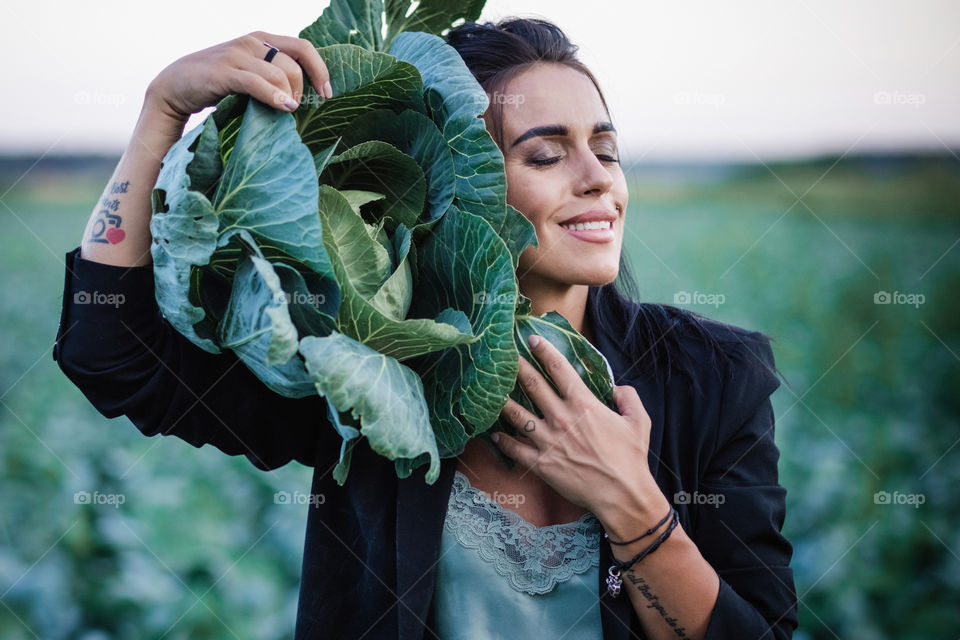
[694,334,798,640]
[53,246,335,471]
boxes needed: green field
[1,154,957,639]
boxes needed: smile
[559,220,615,243]
[560,220,611,231]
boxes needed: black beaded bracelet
[603,506,673,545]
[605,508,679,598]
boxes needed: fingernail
[491,433,500,443]
[527,335,540,348]
[282,95,299,111]
[323,81,333,99]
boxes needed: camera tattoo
[88,181,129,244]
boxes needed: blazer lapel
[591,297,667,638]
[395,456,458,640]
[592,316,665,479]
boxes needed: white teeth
[561,220,611,231]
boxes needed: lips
[558,208,618,226]
[556,207,618,243]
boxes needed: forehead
[496,63,609,138]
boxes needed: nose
[574,146,614,196]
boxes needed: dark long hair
[446,18,779,391]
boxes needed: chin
[517,249,621,287]
[594,256,621,280]
[574,263,620,287]
[587,273,619,287]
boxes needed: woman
[54,16,797,640]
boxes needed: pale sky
[0,0,957,161]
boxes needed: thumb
[612,384,643,418]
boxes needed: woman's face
[490,63,628,292]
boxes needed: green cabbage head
[149,0,615,485]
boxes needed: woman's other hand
[494,334,669,525]
[144,31,333,125]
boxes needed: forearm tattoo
[625,572,689,638]
[88,180,128,244]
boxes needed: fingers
[500,397,541,440]
[217,32,334,114]
[520,334,584,410]
[613,384,651,430]
[262,52,304,104]
[221,67,299,112]
[517,355,566,418]
[612,384,638,415]
[244,32,333,99]
[146,30,335,125]
[491,431,539,470]
[232,56,302,111]
[526,335,581,397]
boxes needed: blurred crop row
[1,153,957,639]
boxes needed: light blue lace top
[427,470,604,639]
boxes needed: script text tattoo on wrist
[88,181,129,244]
[624,573,688,638]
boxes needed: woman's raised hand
[144,31,332,125]
[80,31,332,267]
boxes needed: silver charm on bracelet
[606,566,623,597]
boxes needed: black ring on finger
[263,41,280,63]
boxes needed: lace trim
[443,470,602,595]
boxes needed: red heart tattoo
[106,228,126,244]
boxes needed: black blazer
[55,246,797,639]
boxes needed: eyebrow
[510,122,617,148]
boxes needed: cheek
[504,167,531,212]
[505,170,556,231]
[614,173,629,208]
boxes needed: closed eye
[528,156,561,167]
[527,154,619,167]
